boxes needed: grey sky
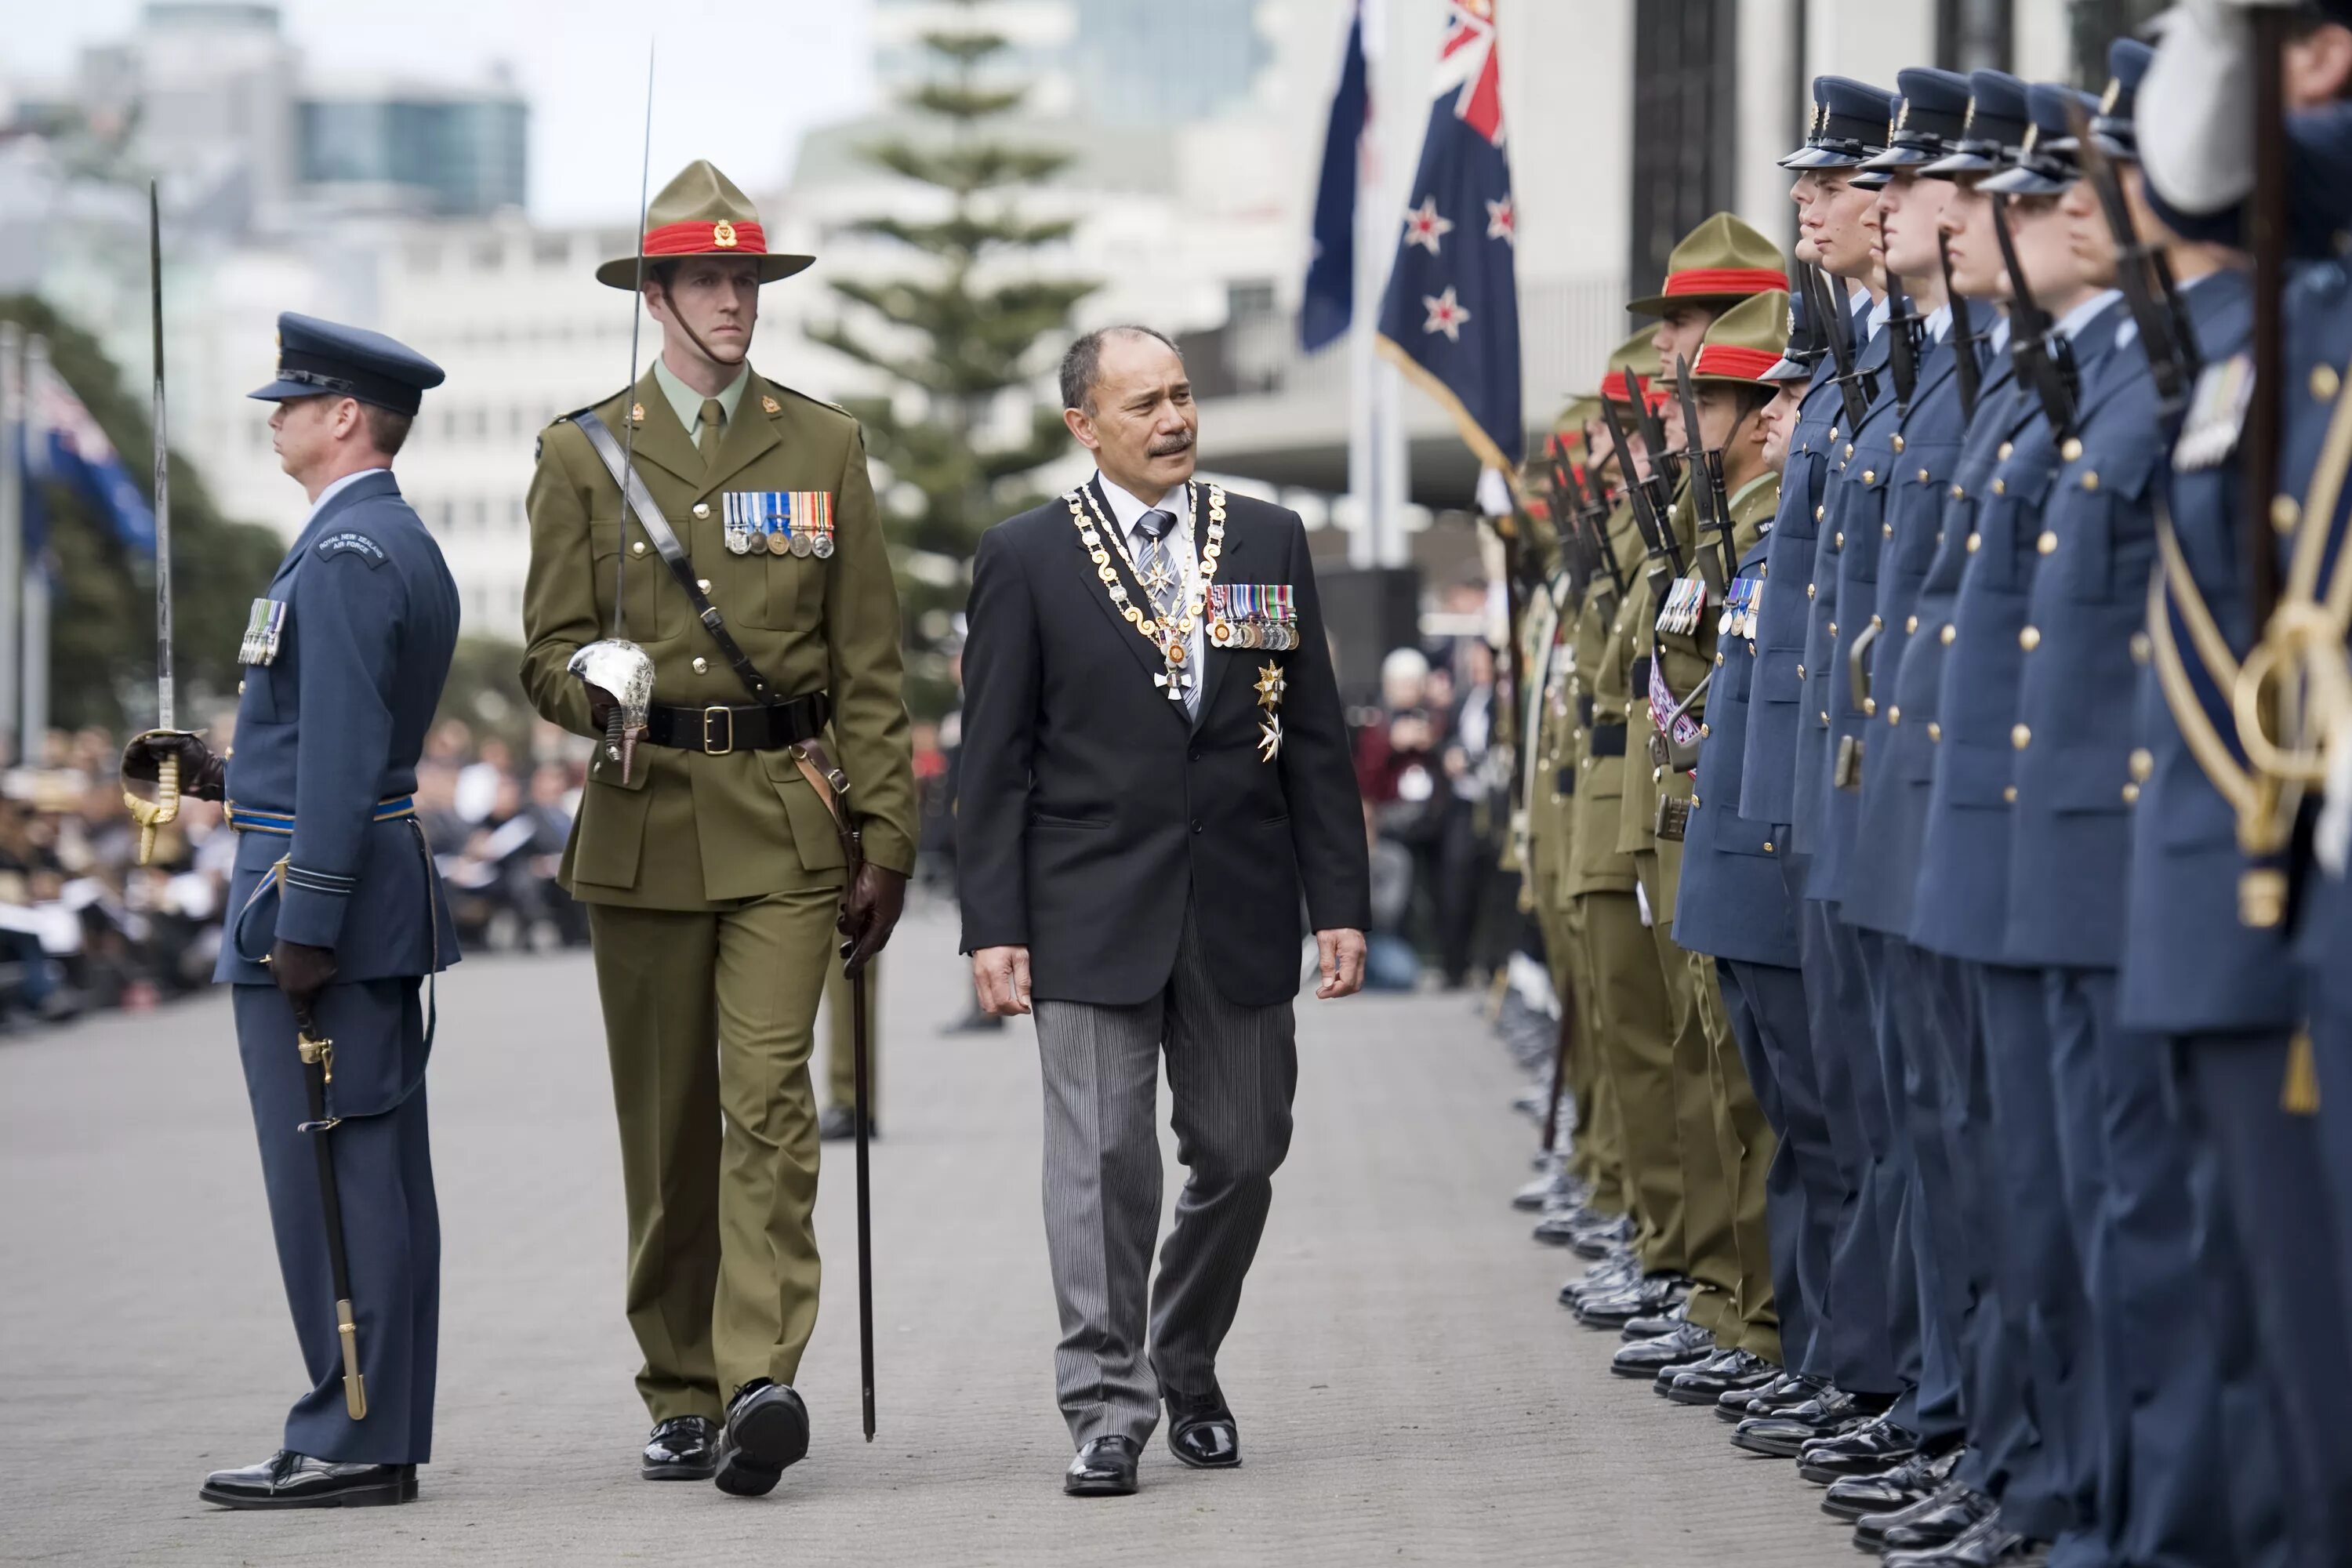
[9,0,879,223]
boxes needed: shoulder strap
[571,409,782,706]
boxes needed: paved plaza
[2,902,1842,1565]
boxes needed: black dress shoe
[1798,1416,1921,1483]
[1821,1447,1954,1521]
[818,1105,877,1142]
[1575,1272,1687,1328]
[1568,1213,1634,1258]
[641,1414,720,1480]
[1664,1348,1778,1406]
[1730,1386,1889,1457]
[1882,1510,2030,1566]
[1621,1300,1690,1341]
[713,1378,811,1497]
[200,1450,416,1509]
[1862,1482,1997,1552]
[1613,1320,1714,1378]
[1559,1253,1637,1308]
[1065,1435,1142,1496]
[1165,1388,1240,1469]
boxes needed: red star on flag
[1423,286,1472,341]
[1403,196,1454,256]
[1486,194,1515,245]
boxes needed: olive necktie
[698,397,725,467]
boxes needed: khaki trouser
[1636,848,1739,1341]
[823,953,878,1121]
[1693,950,1780,1363]
[588,887,838,1422]
[1578,887,1682,1273]
[1537,891,1624,1216]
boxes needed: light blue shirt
[303,466,389,531]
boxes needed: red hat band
[1693,344,1784,382]
[643,219,770,258]
[1664,267,1789,299]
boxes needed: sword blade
[613,42,657,642]
[150,181,173,732]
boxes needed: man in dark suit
[956,325,1370,1498]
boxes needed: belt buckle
[702,706,735,756]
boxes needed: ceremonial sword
[125,182,181,864]
[293,998,368,1418]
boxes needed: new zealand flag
[1374,0,1523,470]
[1299,2,1370,354]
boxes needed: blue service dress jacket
[2008,275,2249,971]
[1794,325,1904,868]
[1740,356,1847,833]
[2120,270,2307,1035]
[219,470,462,1007]
[1913,303,2128,966]
[1838,332,1976,935]
[1674,533,1801,967]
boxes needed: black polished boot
[200,1450,416,1509]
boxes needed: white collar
[306,466,390,525]
[2055,289,2124,342]
[1095,471,1191,539]
[1987,315,2013,357]
[1866,294,1892,336]
[1923,303,1953,343]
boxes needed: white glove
[2140,1,2255,216]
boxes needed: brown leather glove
[269,939,339,1014]
[837,862,906,976]
[121,731,227,802]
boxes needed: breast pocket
[590,517,680,641]
[1893,444,1962,580]
[742,553,826,632]
[2053,441,2165,605]
[238,659,293,726]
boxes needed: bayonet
[1940,232,1983,422]
[1598,396,1686,579]
[1807,267,1871,429]
[1887,289,1921,412]
[1633,377,1684,495]
[1563,458,1629,601]
[1672,354,1734,593]
[2067,99,2198,417]
[1991,193,2079,437]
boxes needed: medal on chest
[724,490,837,557]
[1067,483,1228,702]
[239,597,289,666]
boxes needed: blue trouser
[1801,893,1904,1398]
[2176,1031,2352,1568]
[1880,938,1968,1449]
[234,979,438,1466]
[2047,969,2274,1568]
[1722,956,1836,1376]
[1971,960,2091,1544]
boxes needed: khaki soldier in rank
[519,161,916,1497]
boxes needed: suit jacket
[218,470,460,986]
[956,479,1370,1007]
[520,366,917,909]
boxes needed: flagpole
[1346,0,1381,571]
[0,323,20,760]
[19,335,45,768]
[1367,0,1409,571]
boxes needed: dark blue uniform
[216,320,463,1472]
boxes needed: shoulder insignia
[768,383,854,420]
[761,394,782,415]
[630,402,646,425]
[550,386,635,432]
[315,532,389,568]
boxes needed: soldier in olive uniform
[520,161,916,1497]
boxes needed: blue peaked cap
[1983,84,2101,196]
[1919,70,2031,178]
[1781,76,1895,169]
[1860,67,1975,170]
[249,313,446,417]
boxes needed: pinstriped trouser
[1031,906,1298,1450]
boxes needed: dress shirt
[653,358,750,439]
[303,466,390,531]
[1096,470,1204,691]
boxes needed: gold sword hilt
[125,750,181,866]
[336,1297,367,1419]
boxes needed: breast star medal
[1254,659,1287,763]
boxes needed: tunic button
[2315,365,2343,401]
[2019,626,2040,651]
[1951,483,1965,499]
[1864,697,1878,716]
[1998,441,2013,460]
[1927,721,1941,741]
[1192,820,1204,834]
[1883,523,1894,539]
[2274,495,2302,533]
[2122,782,2141,804]
[1918,468,1929,482]
[2080,471,2100,492]
[1888,707,1902,726]
[2038,531,2058,554]
[1993,477,2007,495]
[1797,664,1807,678]
[1844,443,1854,459]
[1699,723,1711,737]
[1862,470,1875,485]
[1762,840,1775,854]
[2003,785,2018,803]
[1715,652,1724,666]
[1906,615,1918,633]
[2011,723,2032,750]
[2061,437,2084,463]
[1806,583,1817,600]
[2130,631,2151,666]
[1966,532,1980,553]
[697,578,711,592]
[2130,748,2154,781]
[1835,531,1845,548]
[1870,615,1884,630]
[693,657,709,674]
[1816,505,1825,521]
[238,680,246,695]
[1893,435,1906,453]
[1940,623,1956,645]
[693,502,711,520]
[1828,622,1838,637]
[633,541,648,556]
[224,746,234,759]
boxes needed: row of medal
[722,490,837,558]
[239,597,289,667]
[1718,578,1763,643]
[1653,575,1711,637]
[1207,583,1301,652]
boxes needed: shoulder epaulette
[765,382,855,420]
[539,387,633,462]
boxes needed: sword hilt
[126,752,181,866]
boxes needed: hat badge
[2100,78,2122,115]
[1962,102,1977,135]
[1896,99,1911,131]
[2020,123,2039,156]
[713,220,738,249]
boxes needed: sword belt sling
[572,408,879,1437]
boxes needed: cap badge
[761,394,782,414]
[1962,102,1977,135]
[2100,78,2122,115]
[1896,99,1911,131]
[713,220,738,249]
[2020,124,2039,155]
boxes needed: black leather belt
[643,691,831,756]
[1577,693,1595,728]
[1589,721,1628,757]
